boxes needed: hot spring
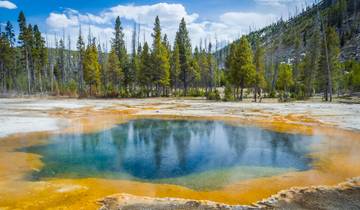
[21,119,320,190]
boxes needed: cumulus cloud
[45,3,201,50]
[106,3,199,26]
[0,0,17,9]
[44,2,281,51]
[46,3,199,28]
[46,12,79,28]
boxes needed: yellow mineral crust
[0,104,359,209]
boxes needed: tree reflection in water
[23,119,319,181]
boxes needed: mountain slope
[216,0,360,66]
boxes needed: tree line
[1,3,359,101]
[0,12,221,98]
[223,0,360,102]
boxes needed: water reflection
[23,119,318,180]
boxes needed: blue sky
[0,0,316,50]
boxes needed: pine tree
[319,26,341,101]
[207,42,215,92]
[32,25,47,92]
[227,36,256,100]
[292,30,304,99]
[159,37,170,95]
[345,60,360,93]
[151,16,162,95]
[130,23,139,93]
[293,31,301,80]
[198,48,209,91]
[106,48,123,96]
[58,38,66,86]
[97,43,106,93]
[190,54,201,92]
[77,26,85,94]
[276,63,294,101]
[253,38,266,102]
[225,43,235,90]
[5,21,15,47]
[0,29,14,91]
[112,16,129,92]
[171,42,181,93]
[304,12,322,97]
[17,11,32,94]
[83,42,101,96]
[27,24,35,90]
[139,42,152,96]
[176,18,192,96]
[151,16,170,96]
[1,22,16,91]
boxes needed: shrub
[188,88,205,97]
[52,81,60,96]
[207,89,221,101]
[66,80,78,97]
[104,84,119,98]
[269,90,276,98]
[119,88,129,98]
[224,84,235,101]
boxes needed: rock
[98,177,360,210]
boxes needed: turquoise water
[22,119,320,189]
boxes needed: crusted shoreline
[99,177,360,210]
[0,98,359,209]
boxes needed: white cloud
[44,3,283,51]
[255,0,293,6]
[254,0,311,7]
[46,3,199,28]
[254,0,316,18]
[220,12,277,29]
[46,12,79,28]
[0,0,17,9]
[106,3,198,26]
[45,3,201,50]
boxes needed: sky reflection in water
[23,119,319,188]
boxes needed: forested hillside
[217,0,360,101]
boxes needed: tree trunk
[183,71,187,96]
[184,83,187,96]
[236,87,239,100]
[233,87,236,100]
[39,68,43,93]
[254,86,257,102]
[318,10,333,102]
[240,87,244,101]
[324,88,328,101]
[26,49,31,94]
[323,25,333,102]
[50,65,53,92]
[258,89,262,103]
[0,61,4,93]
[78,59,83,96]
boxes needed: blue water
[22,119,318,183]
